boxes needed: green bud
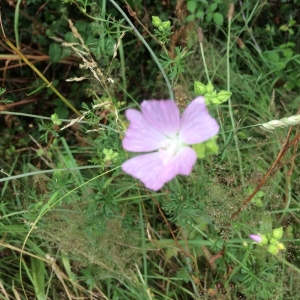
[162,20,171,29]
[269,237,279,245]
[194,81,206,95]
[272,227,283,240]
[216,90,232,104]
[251,198,263,207]
[152,16,162,27]
[206,81,215,93]
[268,244,279,255]
[51,113,62,126]
[103,148,118,163]
[259,235,269,245]
[204,91,217,105]
[158,25,164,32]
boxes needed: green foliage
[152,15,173,44]
[186,0,225,26]
[194,81,232,105]
[2,0,300,299]
[159,47,193,83]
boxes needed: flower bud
[249,234,262,243]
[269,237,278,245]
[268,244,279,255]
[277,243,286,250]
[152,16,162,27]
[206,81,215,93]
[272,227,283,240]
[194,81,206,95]
[158,25,164,32]
[51,113,62,126]
[162,21,171,29]
[249,234,268,245]
[216,90,232,104]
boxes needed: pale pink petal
[122,108,166,152]
[141,100,180,137]
[249,234,262,243]
[121,147,197,191]
[179,96,219,145]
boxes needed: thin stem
[109,0,174,100]
[198,28,226,143]
[0,165,104,183]
[226,17,245,187]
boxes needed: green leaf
[260,215,272,235]
[213,12,223,26]
[206,12,213,23]
[264,51,280,62]
[195,10,204,19]
[192,136,219,159]
[289,19,296,26]
[49,43,62,63]
[283,49,293,58]
[279,24,288,31]
[187,0,197,13]
[185,14,195,22]
[209,3,218,12]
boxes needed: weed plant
[1,0,300,299]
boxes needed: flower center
[159,136,183,165]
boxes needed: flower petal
[179,96,219,145]
[141,100,180,137]
[249,234,262,243]
[121,147,197,191]
[122,108,166,152]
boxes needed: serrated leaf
[213,12,223,26]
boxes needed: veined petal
[141,100,180,137]
[122,108,166,152]
[179,96,219,145]
[121,147,197,191]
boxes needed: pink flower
[249,234,262,243]
[121,97,219,191]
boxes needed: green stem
[0,165,103,183]
[199,38,226,143]
[226,18,245,187]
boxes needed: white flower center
[159,136,183,165]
